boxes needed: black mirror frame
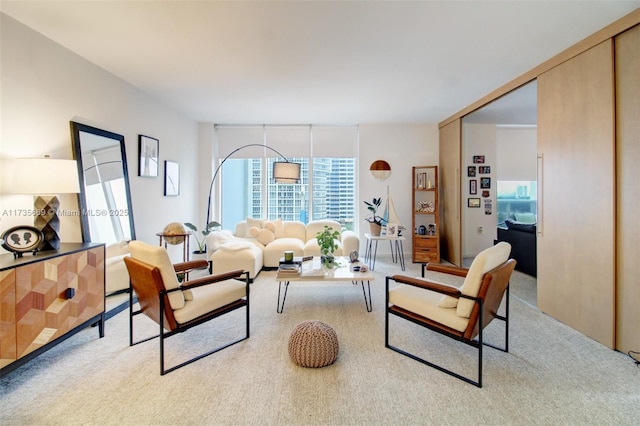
[70,121,136,243]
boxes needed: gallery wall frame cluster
[137,134,180,196]
[467,154,492,215]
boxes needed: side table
[156,232,190,262]
[364,233,406,271]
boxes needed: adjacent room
[1,2,639,425]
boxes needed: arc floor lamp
[205,144,301,226]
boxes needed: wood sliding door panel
[537,40,615,348]
[615,24,640,354]
[439,119,462,266]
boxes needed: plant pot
[369,222,382,236]
[191,250,209,267]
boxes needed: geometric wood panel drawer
[0,243,105,377]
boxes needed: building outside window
[219,126,357,231]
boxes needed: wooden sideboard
[0,242,105,377]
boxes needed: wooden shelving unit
[412,166,440,263]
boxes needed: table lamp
[11,156,80,251]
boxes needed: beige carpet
[1,257,638,425]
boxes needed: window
[496,181,537,225]
[218,126,357,230]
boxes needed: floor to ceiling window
[217,125,358,231]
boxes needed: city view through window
[221,157,356,231]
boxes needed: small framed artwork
[469,179,477,195]
[473,155,485,164]
[467,166,476,177]
[164,161,180,196]
[386,222,398,237]
[479,166,491,174]
[484,199,493,215]
[482,190,490,198]
[138,135,159,177]
[427,223,436,236]
[480,177,491,189]
[1,225,44,258]
[468,198,481,208]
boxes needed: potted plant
[316,225,340,268]
[364,197,385,236]
[184,221,221,259]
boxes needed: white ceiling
[2,1,638,125]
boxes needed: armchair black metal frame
[125,257,250,375]
[385,259,515,387]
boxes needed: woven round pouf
[288,320,339,368]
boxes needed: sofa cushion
[257,228,275,245]
[505,219,536,233]
[265,218,285,239]
[456,242,511,318]
[244,217,266,237]
[305,220,342,243]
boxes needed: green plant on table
[363,197,386,225]
[184,221,221,253]
[316,225,340,267]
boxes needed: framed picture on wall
[467,166,476,177]
[138,135,159,177]
[164,161,180,196]
[473,155,485,164]
[469,179,477,195]
[480,177,491,189]
[468,198,481,208]
[479,166,491,174]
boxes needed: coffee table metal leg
[277,281,290,314]
[358,280,372,312]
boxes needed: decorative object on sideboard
[10,156,80,251]
[138,134,159,177]
[164,161,180,196]
[205,143,301,227]
[369,160,391,180]
[0,225,44,258]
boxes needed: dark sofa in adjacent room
[496,219,537,277]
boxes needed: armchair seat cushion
[173,279,247,324]
[389,284,469,332]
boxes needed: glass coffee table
[276,257,374,313]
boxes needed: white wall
[0,14,199,260]
[358,123,439,256]
[462,123,497,257]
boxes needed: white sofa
[205,219,359,278]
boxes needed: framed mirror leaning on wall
[70,122,136,314]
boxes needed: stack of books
[278,261,301,278]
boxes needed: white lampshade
[273,161,301,184]
[11,158,80,194]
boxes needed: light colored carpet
[1,256,638,425]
